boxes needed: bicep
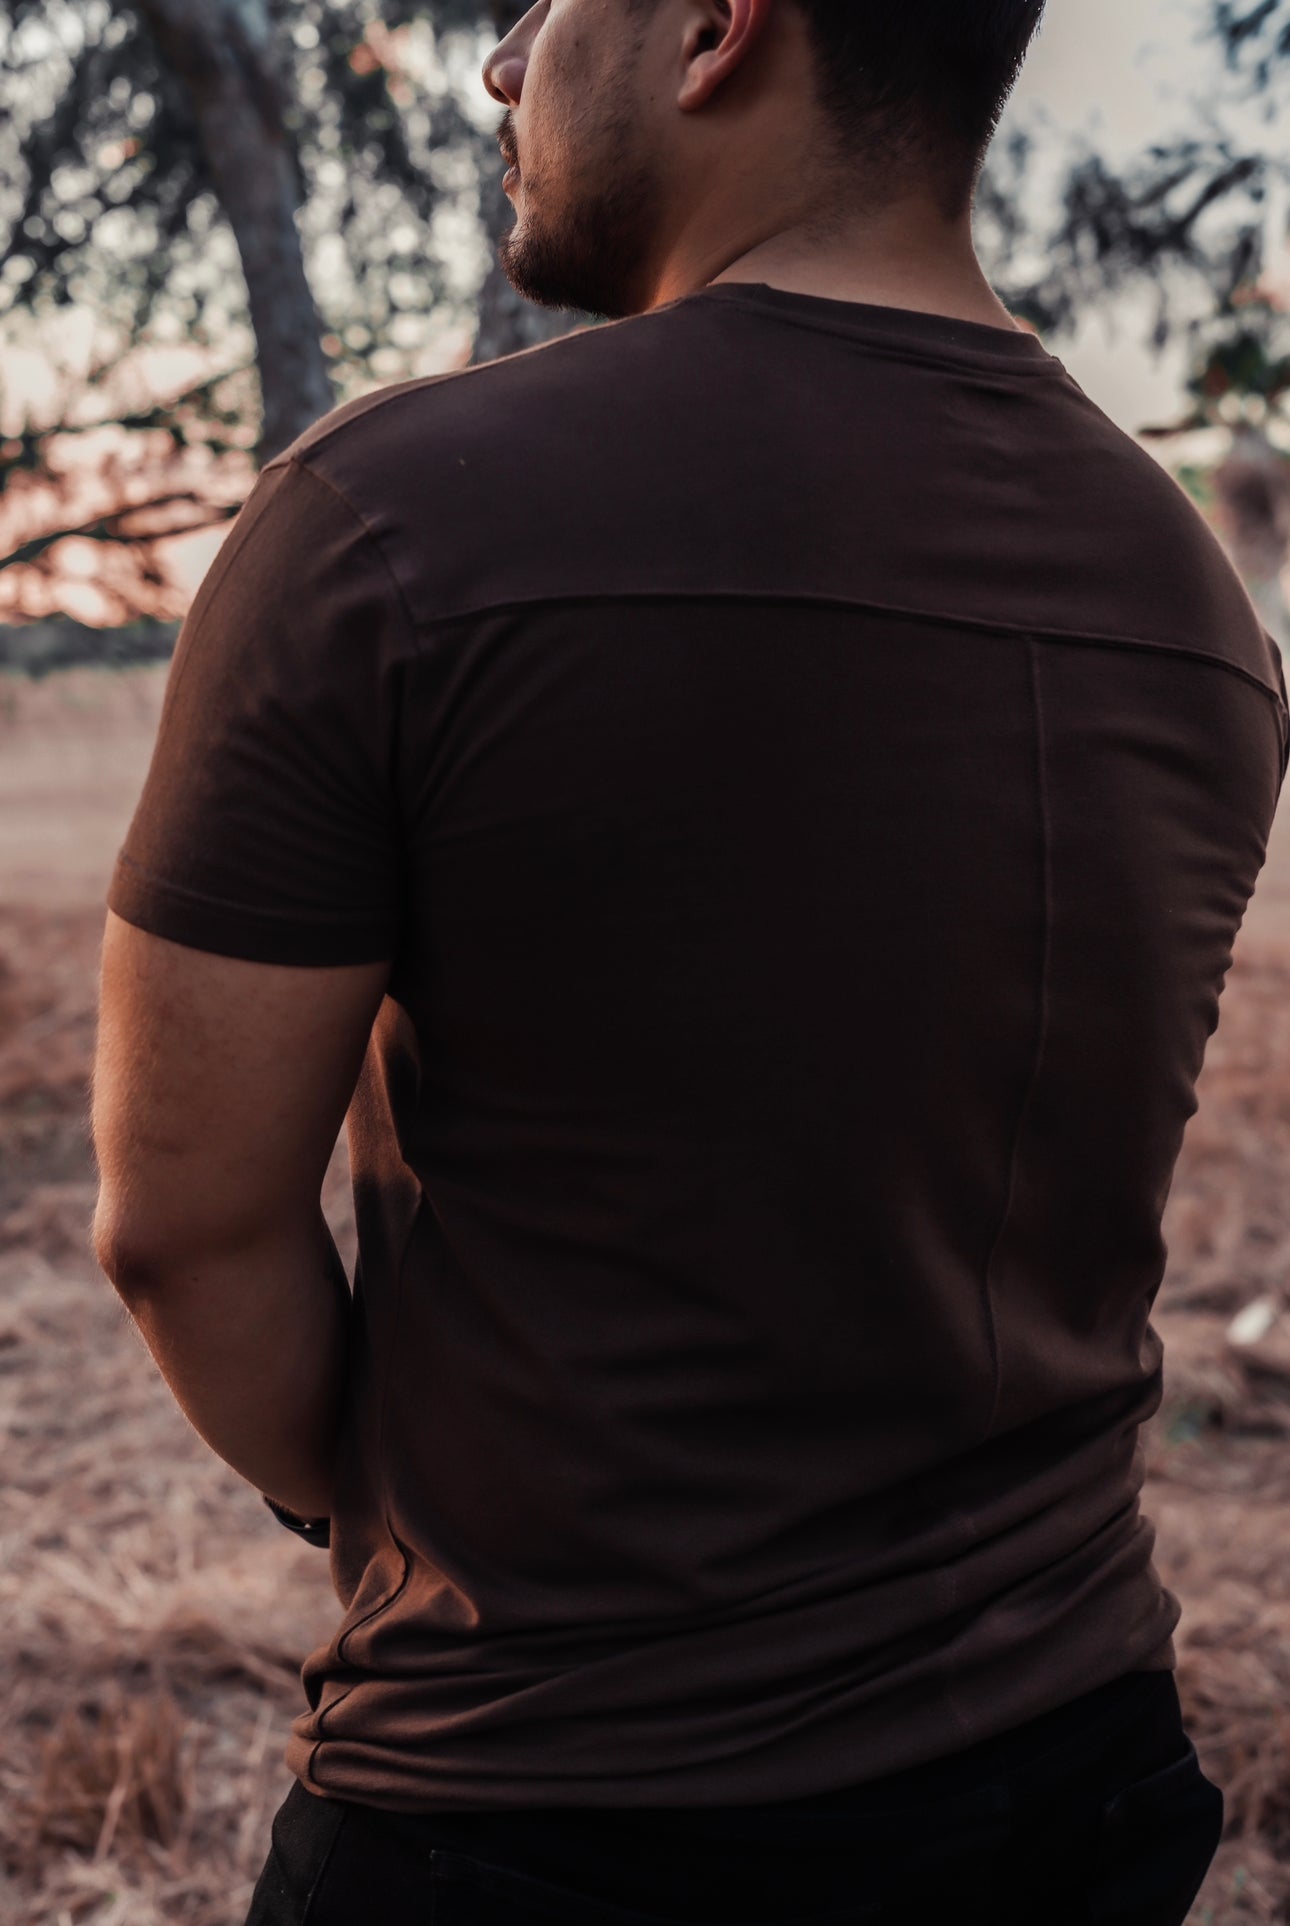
[92,911,389,1265]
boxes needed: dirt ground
[1,663,1289,1925]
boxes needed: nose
[483,51,525,106]
[482,32,527,107]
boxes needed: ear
[677,0,772,113]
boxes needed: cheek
[520,44,561,161]
[530,27,603,141]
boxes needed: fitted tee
[108,280,1290,1813]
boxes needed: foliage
[1174,462,1219,512]
[1128,284,1290,447]
[0,339,253,622]
[0,0,508,616]
[974,1,1290,357]
[0,0,500,387]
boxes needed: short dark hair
[623,0,1049,223]
[793,0,1049,220]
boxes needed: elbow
[92,1185,297,1300]
[92,1196,177,1302]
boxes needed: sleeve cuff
[108,853,397,968]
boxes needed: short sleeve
[108,454,407,967]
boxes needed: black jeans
[245,1669,1223,1925]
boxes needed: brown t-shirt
[109,281,1290,1812]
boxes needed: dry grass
[0,1238,341,1925]
[26,1684,194,1865]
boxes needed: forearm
[100,1210,352,1522]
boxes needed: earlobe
[677,0,766,113]
[677,31,729,113]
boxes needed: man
[91,0,1287,1921]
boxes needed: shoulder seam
[277,316,648,464]
[285,455,420,659]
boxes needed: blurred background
[2,1,1290,1921]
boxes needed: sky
[2,0,1282,615]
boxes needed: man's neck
[672,197,1023,335]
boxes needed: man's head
[481,0,1048,322]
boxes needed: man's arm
[91,909,390,1523]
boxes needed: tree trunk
[1212,423,1290,657]
[134,0,336,465]
[470,0,587,366]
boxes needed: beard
[495,121,670,322]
